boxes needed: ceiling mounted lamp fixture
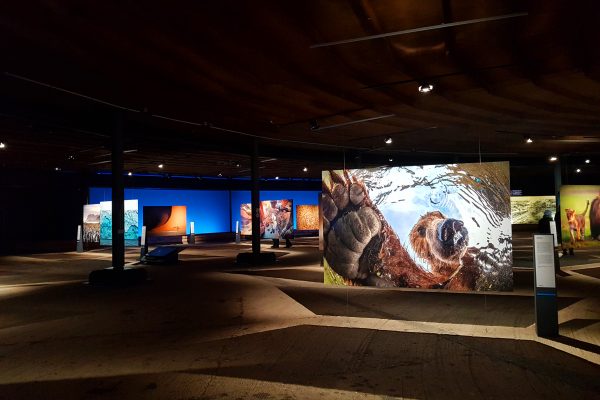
[127,172,132,176]
[585,159,590,164]
[576,168,581,173]
[218,172,223,177]
[418,83,434,93]
[385,137,393,144]
[388,157,394,162]
[275,176,279,180]
[549,156,558,162]
[525,137,533,144]
[158,164,164,169]
[0,142,5,149]
[303,167,308,172]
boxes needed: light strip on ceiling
[310,12,528,48]
[312,114,395,131]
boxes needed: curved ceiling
[0,0,599,177]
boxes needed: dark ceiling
[1,0,599,178]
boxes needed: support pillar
[553,161,562,247]
[236,139,275,265]
[112,113,125,270]
[89,112,147,285]
[251,139,261,257]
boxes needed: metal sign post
[533,234,559,337]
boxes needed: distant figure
[538,210,553,234]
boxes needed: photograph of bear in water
[322,162,513,292]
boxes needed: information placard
[534,234,556,288]
[549,221,558,247]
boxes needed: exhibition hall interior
[1,1,600,399]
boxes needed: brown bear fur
[590,194,600,240]
[409,211,479,291]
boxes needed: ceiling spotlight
[54,167,61,171]
[235,162,241,167]
[525,137,533,144]
[158,164,164,169]
[128,172,132,176]
[585,159,590,164]
[275,176,279,180]
[418,83,434,93]
[218,172,222,177]
[385,137,393,144]
[388,157,393,162]
[309,119,320,131]
[0,142,5,149]
[303,167,308,172]
[576,168,581,173]
[549,156,558,162]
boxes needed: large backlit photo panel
[82,204,100,245]
[99,200,139,246]
[510,196,556,224]
[262,199,293,239]
[296,205,319,231]
[560,185,600,247]
[144,206,187,237]
[240,203,253,236]
[322,162,513,291]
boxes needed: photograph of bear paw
[322,170,383,282]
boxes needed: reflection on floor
[0,237,599,399]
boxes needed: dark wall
[0,169,88,254]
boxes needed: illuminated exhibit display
[560,185,600,246]
[143,206,187,240]
[511,196,556,224]
[99,200,139,246]
[262,199,293,239]
[296,205,319,231]
[240,199,294,239]
[322,162,513,291]
[240,203,252,236]
[82,204,100,244]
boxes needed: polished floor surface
[0,237,599,399]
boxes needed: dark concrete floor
[0,238,599,399]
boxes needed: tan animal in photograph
[565,200,590,243]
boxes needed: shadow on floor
[280,286,580,327]
[0,325,598,400]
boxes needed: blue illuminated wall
[89,188,320,236]
[230,190,319,231]
[89,188,230,235]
